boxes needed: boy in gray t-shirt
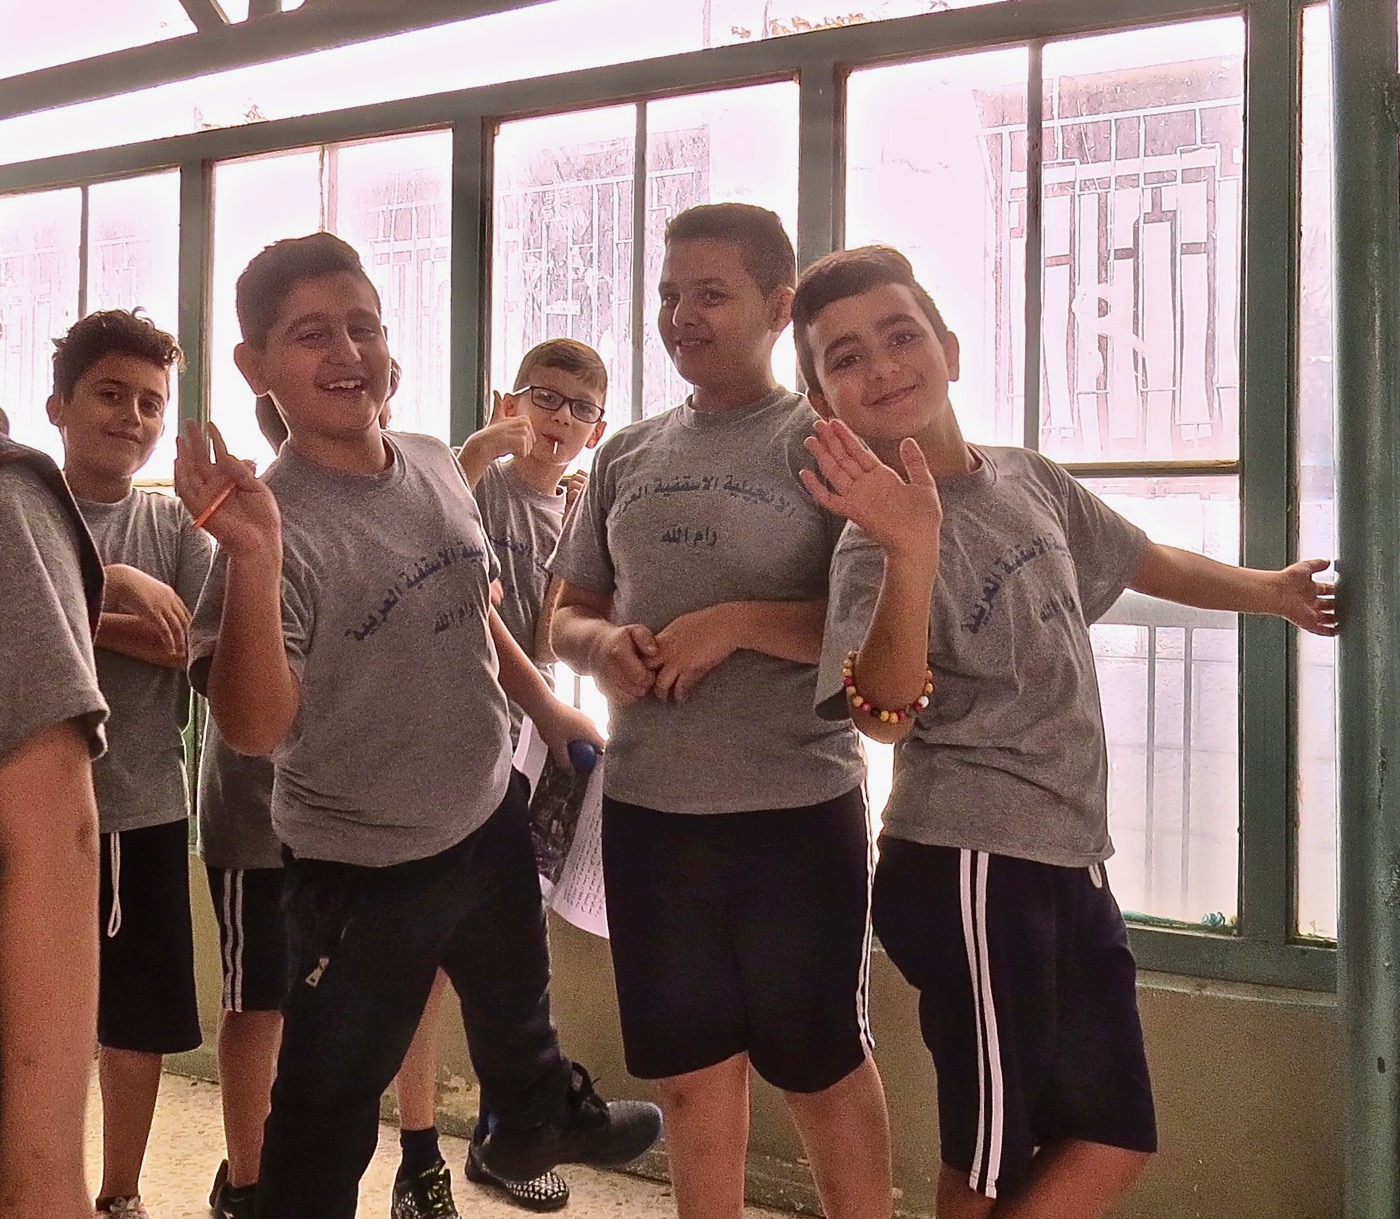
[179,233,658,1219]
[47,309,212,1219]
[792,246,1336,1218]
[0,430,108,1219]
[551,205,890,1219]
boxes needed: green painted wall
[173,872,1340,1217]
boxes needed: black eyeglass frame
[518,384,605,424]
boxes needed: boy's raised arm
[176,421,300,754]
[801,420,942,744]
[1129,542,1337,636]
[457,391,536,490]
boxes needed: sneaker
[96,1199,150,1219]
[208,1160,256,1219]
[478,1062,662,1185]
[390,1160,462,1219]
[465,1140,570,1213]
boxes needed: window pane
[1089,476,1240,925]
[87,172,181,483]
[332,132,452,442]
[1041,19,1244,464]
[642,82,799,417]
[2,0,192,79]
[0,188,80,461]
[846,47,1028,446]
[210,150,324,468]
[493,106,637,429]
[210,133,451,469]
[1297,3,1337,940]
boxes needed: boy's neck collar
[687,371,780,414]
[505,454,566,496]
[63,463,133,504]
[287,429,392,477]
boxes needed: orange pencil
[193,482,235,531]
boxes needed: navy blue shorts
[602,786,874,1094]
[873,839,1157,1201]
[98,820,202,1054]
[207,865,289,1013]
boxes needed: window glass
[87,172,181,482]
[1,0,192,80]
[493,106,638,429]
[0,188,80,462]
[846,47,1029,446]
[1040,19,1244,463]
[1089,475,1240,926]
[209,132,451,469]
[641,82,799,417]
[1297,3,1337,940]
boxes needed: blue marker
[568,740,600,774]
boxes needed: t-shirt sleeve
[548,446,615,593]
[815,524,886,721]
[188,546,315,696]
[1055,464,1150,623]
[0,469,109,764]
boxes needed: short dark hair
[664,203,796,295]
[52,309,182,401]
[235,232,381,350]
[792,245,949,393]
[513,339,608,401]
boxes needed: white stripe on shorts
[219,870,247,1013]
[232,870,246,1012]
[854,796,876,1054]
[960,850,1005,1199]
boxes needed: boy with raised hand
[0,417,107,1219]
[793,245,1336,1219]
[551,204,893,1219]
[178,232,659,1219]
[46,309,212,1219]
[393,337,607,1217]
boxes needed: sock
[226,1183,257,1202]
[397,1126,442,1182]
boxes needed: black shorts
[98,820,202,1054]
[873,839,1157,1201]
[602,786,873,1093]
[206,865,289,1013]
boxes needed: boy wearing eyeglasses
[389,339,608,1215]
[457,338,608,741]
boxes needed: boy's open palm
[801,419,942,567]
[175,420,281,557]
[1275,558,1338,636]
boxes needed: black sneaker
[208,1161,256,1219]
[390,1160,462,1219]
[478,1063,662,1185]
[465,1141,570,1212]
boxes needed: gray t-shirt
[817,446,1148,867]
[190,432,512,868]
[475,459,566,742]
[0,464,108,765]
[551,388,864,814]
[79,489,212,834]
[196,719,280,872]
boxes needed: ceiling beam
[176,0,230,32]
[0,0,552,122]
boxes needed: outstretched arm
[801,419,943,744]
[1129,543,1336,636]
[175,421,300,754]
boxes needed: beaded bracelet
[841,650,934,724]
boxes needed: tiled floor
[85,1073,787,1218]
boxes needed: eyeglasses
[519,384,605,424]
